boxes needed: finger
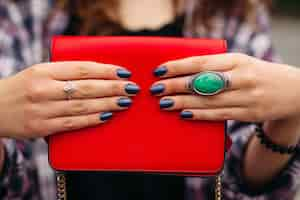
[158,92,249,110]
[150,76,191,96]
[45,97,132,118]
[45,61,131,80]
[46,112,113,134]
[48,80,140,100]
[154,53,247,78]
[179,108,248,121]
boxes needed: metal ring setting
[63,81,76,100]
[188,71,230,96]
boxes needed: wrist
[263,117,300,147]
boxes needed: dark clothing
[66,16,185,200]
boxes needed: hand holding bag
[49,36,230,200]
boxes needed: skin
[152,53,300,188]
[0,62,138,139]
[119,0,175,30]
[0,0,299,191]
[119,0,181,30]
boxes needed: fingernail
[117,98,132,107]
[159,99,174,109]
[150,84,165,95]
[100,112,113,121]
[117,69,132,78]
[154,66,167,77]
[125,84,140,94]
[180,111,193,119]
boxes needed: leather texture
[49,36,228,175]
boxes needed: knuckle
[35,122,52,136]
[190,56,208,66]
[180,96,191,109]
[201,95,216,107]
[249,109,262,121]
[76,64,92,78]
[79,82,94,97]
[71,101,89,115]
[251,88,265,100]
[218,111,232,120]
[173,97,183,108]
[23,117,51,137]
[168,79,184,93]
[102,65,114,75]
[235,53,252,65]
[201,99,211,108]
[165,61,179,73]
[170,65,180,74]
[242,69,257,86]
[112,82,121,94]
[25,82,44,102]
[24,104,40,118]
[85,115,94,125]
[110,82,123,94]
[103,98,115,110]
[164,60,174,67]
[23,118,40,134]
[166,81,176,93]
[62,118,77,130]
[25,64,43,76]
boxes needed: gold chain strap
[215,175,222,200]
[55,173,222,200]
[56,173,67,200]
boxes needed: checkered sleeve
[0,139,41,200]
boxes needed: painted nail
[180,111,193,119]
[159,99,174,109]
[125,84,140,94]
[117,98,132,107]
[100,112,113,121]
[154,66,167,77]
[117,69,132,78]
[150,84,165,95]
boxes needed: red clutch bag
[49,36,230,176]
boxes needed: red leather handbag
[49,36,231,200]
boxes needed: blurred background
[272,2,300,199]
[272,0,300,66]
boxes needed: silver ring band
[63,81,76,100]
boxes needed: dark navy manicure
[117,98,132,107]
[180,111,193,119]
[125,84,140,94]
[159,99,174,109]
[100,112,113,121]
[154,66,167,77]
[150,84,165,95]
[117,69,132,78]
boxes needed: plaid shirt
[0,0,299,199]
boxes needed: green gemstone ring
[188,71,230,96]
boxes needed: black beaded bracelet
[255,124,300,155]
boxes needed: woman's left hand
[151,53,300,122]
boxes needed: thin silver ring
[63,81,76,100]
[187,71,230,96]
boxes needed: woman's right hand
[0,62,139,139]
